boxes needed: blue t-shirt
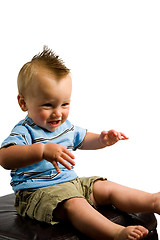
[1,117,87,193]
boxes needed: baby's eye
[43,103,52,107]
[62,103,70,107]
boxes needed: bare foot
[114,225,148,240]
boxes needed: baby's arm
[0,143,75,173]
[80,130,128,150]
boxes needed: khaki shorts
[15,176,106,224]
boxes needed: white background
[0,0,160,236]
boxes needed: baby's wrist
[98,134,107,148]
[33,142,45,161]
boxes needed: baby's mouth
[48,120,61,127]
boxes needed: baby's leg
[90,180,160,214]
[53,197,148,240]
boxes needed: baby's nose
[52,108,62,118]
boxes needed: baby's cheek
[39,111,49,121]
[62,110,69,121]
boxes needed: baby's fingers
[61,152,75,166]
[58,156,74,170]
[119,132,129,140]
[52,161,61,173]
[63,148,75,160]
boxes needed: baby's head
[17,46,70,97]
[17,46,72,131]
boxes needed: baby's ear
[17,94,28,111]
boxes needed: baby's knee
[64,197,86,211]
[53,197,85,220]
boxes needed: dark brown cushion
[0,194,158,240]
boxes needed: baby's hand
[99,130,129,147]
[43,143,75,173]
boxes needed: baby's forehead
[27,70,72,100]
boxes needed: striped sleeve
[73,125,87,150]
[1,125,32,148]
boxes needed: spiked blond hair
[17,46,70,96]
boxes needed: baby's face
[24,70,72,131]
